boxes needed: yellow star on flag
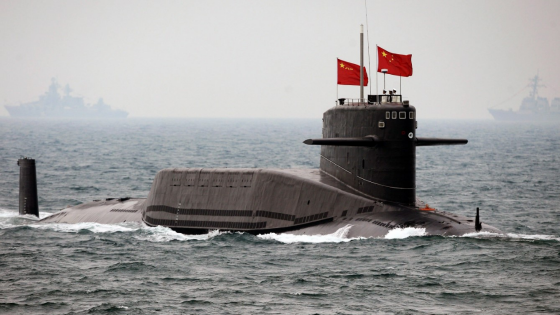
[382,51,387,58]
[340,63,344,68]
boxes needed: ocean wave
[460,231,505,238]
[506,233,560,242]
[0,208,18,218]
[384,227,427,239]
[27,221,141,233]
[0,211,227,242]
[23,220,226,242]
[3,207,558,244]
[1,207,56,220]
[461,231,560,242]
[133,227,225,242]
[257,224,365,243]
[0,208,43,229]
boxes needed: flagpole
[360,24,364,103]
[364,0,372,96]
[337,63,339,104]
[376,46,378,104]
[400,76,402,101]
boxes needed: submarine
[24,27,502,238]
[27,95,501,238]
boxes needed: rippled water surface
[1,118,559,314]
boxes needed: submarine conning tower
[304,98,467,206]
[319,102,416,204]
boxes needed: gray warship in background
[4,78,128,118]
[19,93,500,237]
[488,74,560,122]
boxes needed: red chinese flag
[377,46,413,77]
[337,59,368,86]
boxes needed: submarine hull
[40,168,501,237]
[40,198,144,224]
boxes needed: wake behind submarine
[32,97,501,237]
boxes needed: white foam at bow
[27,221,141,233]
[0,208,60,230]
[460,231,504,238]
[0,208,19,218]
[257,224,363,243]
[134,227,226,242]
[0,207,55,219]
[0,208,44,229]
[29,220,228,242]
[333,224,352,238]
[0,210,230,242]
[384,227,427,239]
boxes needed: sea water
[0,118,559,314]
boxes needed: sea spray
[257,225,365,243]
[384,227,427,239]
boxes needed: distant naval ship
[4,78,128,118]
[488,74,560,122]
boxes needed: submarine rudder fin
[475,207,482,232]
[18,157,39,217]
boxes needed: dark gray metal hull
[40,168,501,237]
[41,198,143,224]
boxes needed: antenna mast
[528,73,545,98]
[364,0,372,96]
[360,25,364,102]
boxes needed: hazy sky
[1,0,559,119]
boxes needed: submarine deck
[39,168,395,226]
[270,169,383,202]
[40,198,144,224]
[37,168,501,238]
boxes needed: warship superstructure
[36,95,502,237]
[488,74,560,122]
[5,78,128,118]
